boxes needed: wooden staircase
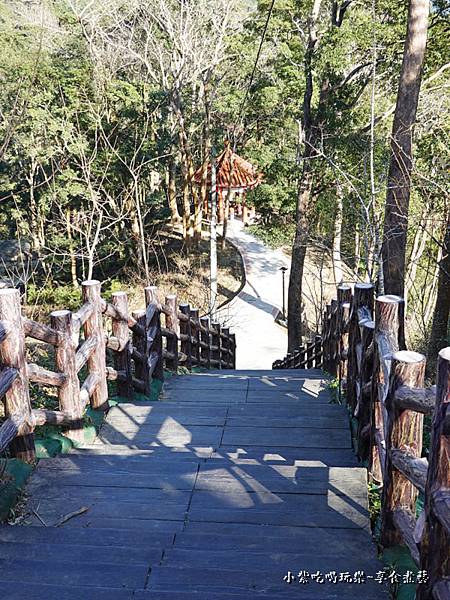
[0,370,389,599]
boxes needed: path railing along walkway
[274,282,450,600]
[0,281,236,461]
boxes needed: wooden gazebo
[193,142,262,224]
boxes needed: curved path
[217,220,289,369]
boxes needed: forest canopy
[0,0,449,355]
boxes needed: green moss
[0,459,33,521]
[383,546,418,600]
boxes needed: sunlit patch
[260,377,277,387]
[157,417,192,447]
[263,453,286,461]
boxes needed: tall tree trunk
[381,0,430,296]
[287,0,322,352]
[333,185,344,285]
[427,215,450,371]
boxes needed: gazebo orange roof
[193,142,263,192]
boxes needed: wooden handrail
[272,281,449,598]
[0,281,236,464]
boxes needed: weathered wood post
[337,284,352,397]
[50,310,83,440]
[211,322,221,369]
[200,316,211,369]
[356,319,375,461]
[306,342,315,369]
[179,304,192,370]
[329,300,339,376]
[111,292,133,398]
[417,347,450,599]
[381,350,425,553]
[347,283,375,412]
[165,294,179,372]
[145,286,164,383]
[132,310,150,396]
[0,288,35,461]
[321,308,328,371]
[222,327,231,368]
[314,335,322,368]
[370,294,404,482]
[82,280,108,411]
[190,308,200,367]
[215,323,223,368]
[230,333,236,369]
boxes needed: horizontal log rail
[272,281,449,599]
[0,366,18,399]
[0,280,236,462]
[23,319,63,347]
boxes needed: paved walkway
[217,220,289,369]
[0,370,387,599]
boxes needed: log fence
[273,282,449,600]
[0,280,236,463]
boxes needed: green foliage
[248,221,295,249]
[26,284,82,311]
[326,376,341,404]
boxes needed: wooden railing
[272,335,323,370]
[0,280,236,463]
[273,283,449,600]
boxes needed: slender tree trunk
[354,222,361,276]
[405,209,429,300]
[381,0,430,296]
[66,209,78,287]
[333,185,344,285]
[167,155,181,225]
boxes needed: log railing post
[314,335,322,368]
[417,347,450,599]
[215,323,223,368]
[81,280,108,411]
[306,342,314,369]
[190,308,200,367]
[322,307,330,372]
[180,304,192,369]
[111,292,133,398]
[381,350,425,549]
[337,284,352,397]
[145,286,164,383]
[211,322,220,369]
[356,319,375,461]
[200,316,211,369]
[329,300,338,377]
[165,294,179,372]
[222,327,231,369]
[370,294,405,482]
[230,333,236,369]
[50,310,83,440]
[132,310,150,395]
[0,288,35,462]
[347,283,375,412]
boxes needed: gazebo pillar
[242,193,248,225]
[218,190,224,223]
